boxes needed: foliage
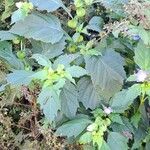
[0,0,150,149]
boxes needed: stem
[20,40,23,51]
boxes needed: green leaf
[31,54,51,67]
[101,140,111,150]
[53,53,79,69]
[79,132,92,144]
[29,0,71,16]
[85,50,126,100]
[77,77,102,109]
[56,117,92,138]
[31,37,66,59]
[131,112,141,128]
[109,114,124,125]
[30,70,48,80]
[60,81,79,118]
[1,0,14,21]
[87,16,104,32]
[110,84,141,113]
[7,70,33,86]
[66,65,87,78]
[10,12,64,44]
[95,0,128,15]
[11,9,27,24]
[134,42,150,70]
[0,31,16,41]
[107,132,128,150]
[38,87,60,122]
[0,41,23,69]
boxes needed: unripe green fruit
[77,35,83,42]
[67,19,78,29]
[13,38,20,44]
[17,51,26,59]
[76,8,86,17]
[68,45,77,53]
[105,118,111,126]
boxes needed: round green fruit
[67,19,78,29]
[68,45,77,53]
[13,38,20,44]
[17,51,26,59]
[77,35,83,42]
[76,7,86,17]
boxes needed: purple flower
[136,70,147,82]
[103,107,113,115]
[132,35,140,41]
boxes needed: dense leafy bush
[0,0,150,149]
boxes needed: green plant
[0,0,150,149]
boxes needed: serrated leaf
[79,132,92,144]
[53,53,79,69]
[109,114,124,125]
[38,87,60,122]
[66,65,87,78]
[0,41,23,69]
[110,84,141,113]
[77,77,102,109]
[31,54,51,67]
[56,117,92,138]
[87,16,104,32]
[85,50,126,100]
[60,81,79,118]
[134,42,150,70]
[7,70,33,86]
[29,0,71,16]
[107,132,128,150]
[0,31,16,41]
[10,13,64,43]
[11,9,27,24]
[101,140,111,150]
[31,37,66,59]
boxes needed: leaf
[110,84,141,113]
[11,9,27,24]
[55,117,92,138]
[30,70,48,80]
[29,0,71,16]
[60,81,79,118]
[0,41,24,69]
[38,87,61,122]
[107,132,128,150]
[53,53,79,69]
[77,77,102,109]
[109,114,124,125]
[31,54,51,67]
[79,132,92,144]
[7,70,34,86]
[31,37,66,59]
[95,0,128,15]
[101,140,111,150]
[1,0,14,21]
[10,12,64,43]
[87,16,104,32]
[134,42,150,70]
[85,50,126,100]
[131,112,141,128]
[66,65,87,78]
[0,31,16,41]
